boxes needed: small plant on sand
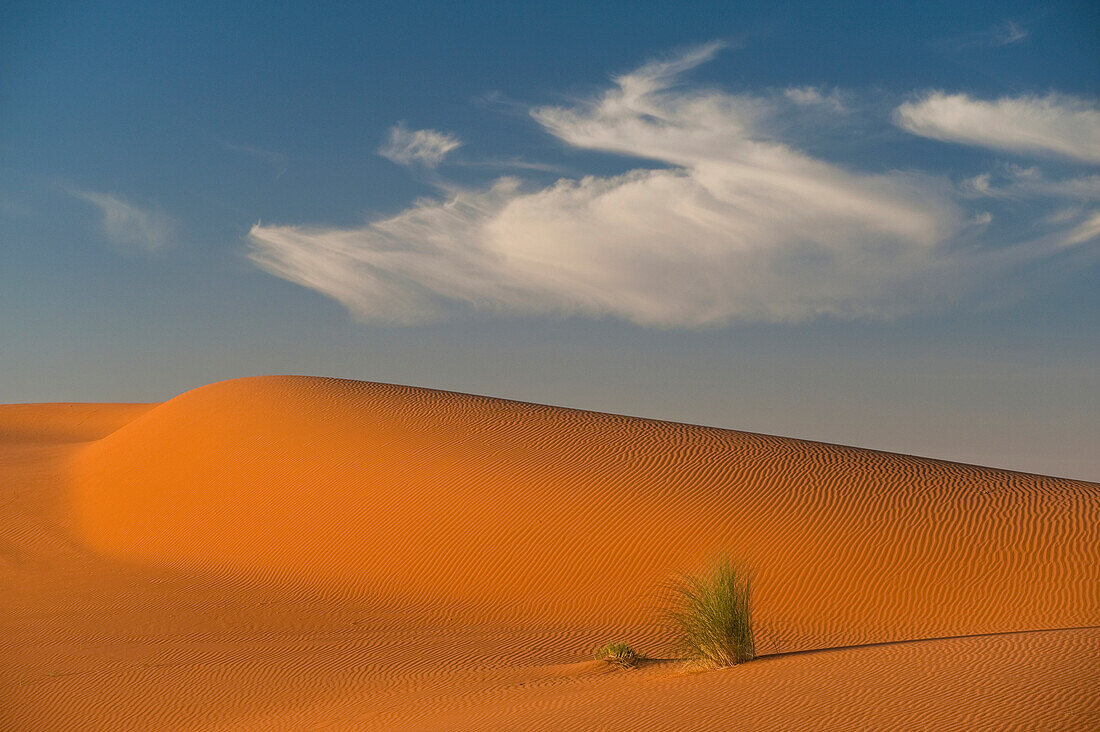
[667,556,755,668]
[594,642,642,669]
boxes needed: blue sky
[2,1,1098,479]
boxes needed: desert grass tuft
[593,642,642,668]
[667,556,755,668]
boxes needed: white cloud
[960,172,996,197]
[74,190,174,252]
[937,20,1029,52]
[986,20,1029,46]
[961,166,1100,200]
[248,47,1098,328]
[251,47,974,327]
[895,93,1100,164]
[942,20,1029,50]
[378,123,462,167]
[250,181,520,325]
[1062,211,1100,247]
[784,86,846,112]
[455,157,572,174]
[957,166,1100,253]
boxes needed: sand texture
[3,375,1098,729]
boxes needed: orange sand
[2,376,1097,729]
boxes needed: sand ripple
[0,376,1095,730]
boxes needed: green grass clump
[594,642,641,668]
[667,556,755,668]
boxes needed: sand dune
[0,402,153,444]
[3,375,1098,729]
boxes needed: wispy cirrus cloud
[248,45,1099,327]
[983,19,1029,47]
[378,123,462,167]
[455,157,573,175]
[938,19,1029,51]
[74,190,175,252]
[895,92,1100,164]
[783,86,847,112]
[960,166,1100,200]
[958,165,1100,254]
[1063,211,1100,247]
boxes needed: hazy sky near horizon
[2,1,1099,480]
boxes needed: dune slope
[73,375,1099,650]
[3,375,1098,729]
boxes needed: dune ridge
[3,375,1098,729]
[73,376,1099,650]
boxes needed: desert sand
[2,375,1097,730]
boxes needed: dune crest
[5,376,1097,729]
[72,375,1100,652]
